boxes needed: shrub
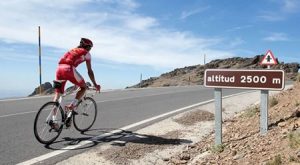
[210,144,225,153]
[289,132,300,149]
[270,97,279,107]
[266,155,282,165]
[242,106,259,118]
[295,101,300,107]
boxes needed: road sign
[260,50,278,65]
[204,69,285,90]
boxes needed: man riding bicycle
[53,38,101,112]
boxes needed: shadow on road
[44,128,192,150]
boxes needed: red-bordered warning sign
[260,50,278,65]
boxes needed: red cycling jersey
[58,48,91,67]
[55,48,91,93]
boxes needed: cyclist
[53,38,101,125]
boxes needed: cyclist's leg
[54,64,68,101]
[52,65,67,117]
[69,67,87,104]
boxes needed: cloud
[180,6,210,20]
[258,12,285,22]
[263,32,289,42]
[0,1,234,70]
[226,25,253,32]
[258,0,299,21]
[124,16,158,31]
[282,0,300,13]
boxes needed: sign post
[214,88,222,145]
[260,90,269,134]
[204,69,284,144]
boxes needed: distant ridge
[128,55,300,88]
[29,82,92,97]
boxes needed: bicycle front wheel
[73,97,97,132]
[34,102,64,145]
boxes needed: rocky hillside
[129,55,300,88]
[28,82,54,96]
[169,79,300,164]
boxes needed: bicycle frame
[52,86,97,121]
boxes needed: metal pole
[38,26,42,94]
[140,73,142,88]
[214,88,222,145]
[260,90,269,134]
[204,54,206,65]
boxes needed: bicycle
[33,80,98,145]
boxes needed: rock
[297,151,300,158]
[170,158,185,164]
[28,82,52,96]
[233,153,246,160]
[231,150,237,156]
[188,144,196,149]
[180,153,191,160]
[196,160,209,165]
[282,128,289,134]
[278,122,286,127]
[294,120,300,129]
[162,157,169,161]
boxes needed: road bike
[33,80,98,145]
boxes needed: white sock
[67,111,72,118]
[71,99,78,106]
[52,115,57,121]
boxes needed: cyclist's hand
[95,84,101,92]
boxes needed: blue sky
[0,0,299,98]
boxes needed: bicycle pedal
[65,117,72,128]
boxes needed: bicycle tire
[34,102,64,144]
[73,97,97,132]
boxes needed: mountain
[29,82,92,97]
[128,55,300,88]
[28,82,53,97]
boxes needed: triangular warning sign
[260,50,278,65]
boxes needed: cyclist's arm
[86,60,98,87]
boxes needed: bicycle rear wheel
[73,97,97,132]
[34,102,64,144]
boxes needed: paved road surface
[0,86,258,164]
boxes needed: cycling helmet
[80,38,93,47]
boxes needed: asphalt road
[0,86,255,164]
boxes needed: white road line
[17,90,255,165]
[0,95,52,102]
[0,111,37,118]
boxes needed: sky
[0,0,299,99]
